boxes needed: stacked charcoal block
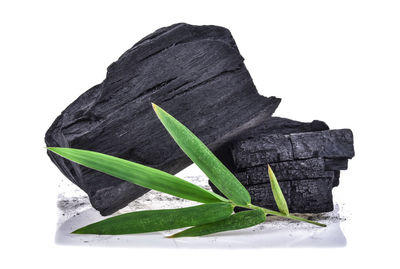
[211,117,355,213]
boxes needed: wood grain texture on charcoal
[45,23,280,215]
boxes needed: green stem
[245,204,326,227]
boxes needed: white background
[1,0,399,268]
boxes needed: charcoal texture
[45,23,280,215]
[210,117,354,213]
[234,117,329,139]
[231,127,353,170]
[291,129,355,159]
[232,134,293,169]
[333,171,341,187]
[229,117,329,169]
[325,158,348,170]
[247,178,334,213]
[210,178,334,213]
[235,158,335,186]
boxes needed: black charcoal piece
[231,134,293,169]
[290,129,355,159]
[234,117,329,140]
[236,158,335,185]
[210,117,354,214]
[230,128,354,170]
[45,23,280,215]
[210,178,334,213]
[247,178,334,213]
[333,171,341,187]
[229,117,330,169]
[325,158,348,170]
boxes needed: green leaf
[72,202,234,235]
[152,103,251,206]
[47,147,227,204]
[268,164,289,215]
[168,209,266,238]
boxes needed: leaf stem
[244,204,326,227]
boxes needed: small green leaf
[168,209,266,238]
[268,164,289,216]
[152,103,251,206]
[73,202,233,235]
[47,147,227,204]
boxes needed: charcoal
[210,117,354,214]
[229,117,329,169]
[220,158,338,213]
[234,117,329,140]
[236,158,335,185]
[210,177,334,213]
[247,178,334,213]
[231,134,293,169]
[333,171,341,187]
[45,23,280,215]
[325,158,348,170]
[231,128,354,170]
[291,129,355,159]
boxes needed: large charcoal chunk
[45,23,280,215]
[290,129,355,159]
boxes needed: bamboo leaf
[168,209,266,238]
[268,164,289,215]
[72,202,234,235]
[47,147,227,204]
[152,103,251,206]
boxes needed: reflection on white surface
[56,174,347,248]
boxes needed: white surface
[55,171,347,248]
[1,0,400,268]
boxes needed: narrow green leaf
[268,164,289,215]
[168,209,266,238]
[152,103,251,206]
[286,214,326,227]
[47,147,227,204]
[73,202,234,235]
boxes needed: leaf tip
[166,233,185,238]
[267,164,275,182]
[71,225,92,234]
[71,226,94,234]
[151,102,160,113]
[152,103,163,118]
[47,147,65,156]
